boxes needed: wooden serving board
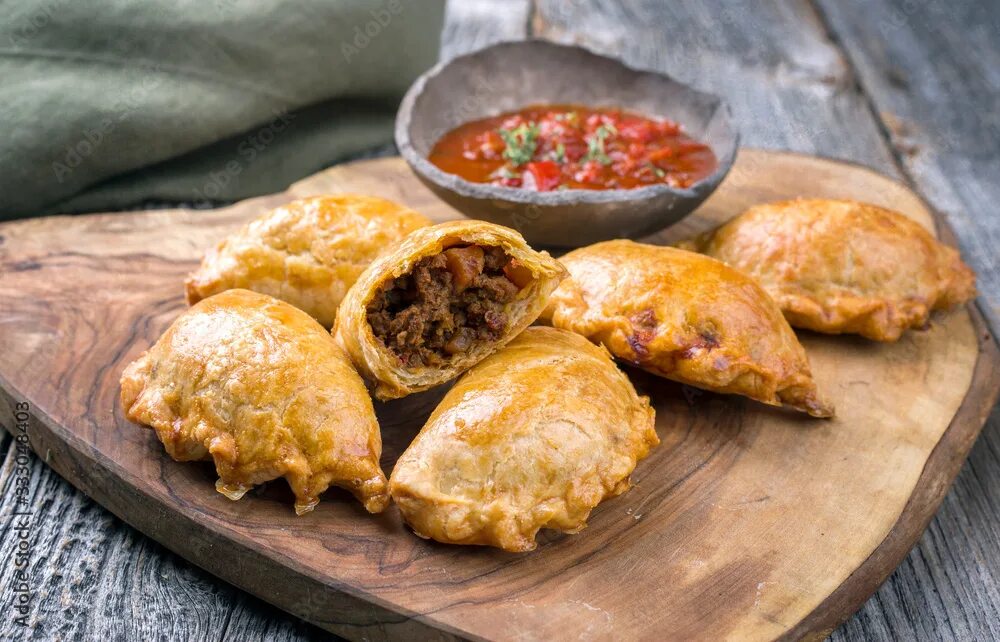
[1,150,997,641]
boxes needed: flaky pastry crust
[542,240,833,417]
[682,199,976,341]
[120,289,389,514]
[185,194,431,327]
[334,220,566,400]
[390,327,658,552]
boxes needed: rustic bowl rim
[395,38,739,207]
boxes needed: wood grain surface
[1,150,997,641]
[531,2,1000,639]
[2,2,998,641]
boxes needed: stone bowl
[395,39,739,248]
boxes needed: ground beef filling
[366,245,532,367]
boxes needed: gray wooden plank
[221,595,333,642]
[815,0,1000,336]
[533,2,999,641]
[439,0,531,60]
[533,0,901,172]
[830,407,1000,642]
[0,434,348,642]
[811,1,1000,639]
[0,438,241,641]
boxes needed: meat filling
[367,245,532,367]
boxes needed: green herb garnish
[498,122,540,166]
[584,123,617,165]
[552,142,566,163]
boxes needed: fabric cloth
[0,0,445,218]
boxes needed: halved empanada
[185,194,431,327]
[390,327,658,552]
[335,220,566,400]
[542,240,833,417]
[121,289,389,514]
[681,199,976,341]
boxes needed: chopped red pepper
[524,161,562,191]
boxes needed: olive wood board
[0,150,997,642]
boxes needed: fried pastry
[542,240,833,417]
[120,289,389,514]
[390,327,658,552]
[681,199,976,341]
[185,194,431,327]
[335,220,566,400]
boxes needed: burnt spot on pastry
[366,245,531,367]
[631,308,658,330]
[626,334,650,363]
[627,309,658,363]
[679,328,720,360]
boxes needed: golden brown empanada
[120,289,389,514]
[390,327,658,552]
[185,194,431,327]
[335,220,566,400]
[542,240,833,417]
[681,199,976,341]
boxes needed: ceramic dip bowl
[395,39,739,248]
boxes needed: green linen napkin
[0,0,445,219]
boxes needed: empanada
[390,327,658,552]
[120,289,389,514]
[542,240,833,417]
[185,194,431,327]
[681,199,976,341]
[335,220,566,400]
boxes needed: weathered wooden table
[2,1,997,640]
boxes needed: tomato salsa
[427,104,717,192]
